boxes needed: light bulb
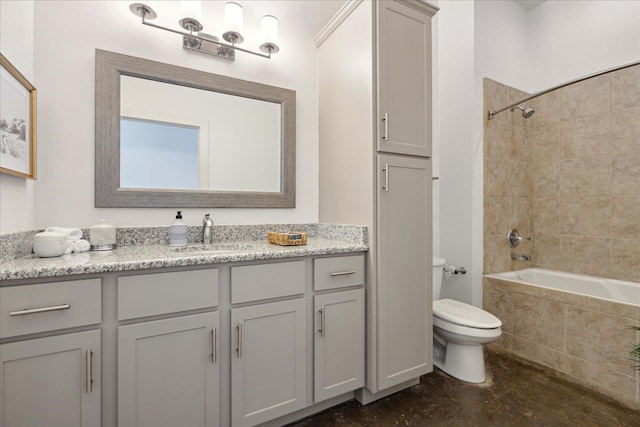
[180,0,201,21]
[223,2,244,44]
[260,15,279,54]
[178,0,202,32]
[261,15,278,44]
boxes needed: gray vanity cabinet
[0,278,102,427]
[0,251,366,427]
[317,0,436,399]
[313,288,365,402]
[377,0,434,157]
[377,154,432,389]
[0,330,101,427]
[118,312,220,427]
[229,261,307,427]
[230,299,307,427]
[116,269,221,427]
[312,255,365,403]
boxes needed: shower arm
[487,59,640,120]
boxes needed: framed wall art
[1,53,36,179]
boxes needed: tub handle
[507,229,530,248]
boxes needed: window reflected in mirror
[120,118,200,190]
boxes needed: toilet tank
[433,257,446,300]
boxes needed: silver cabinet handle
[86,349,93,393]
[382,164,389,192]
[236,323,243,358]
[318,307,325,337]
[382,113,389,141]
[10,304,71,316]
[330,271,356,277]
[211,328,217,364]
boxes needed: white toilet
[432,257,502,383]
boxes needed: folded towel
[45,227,83,241]
[72,239,91,253]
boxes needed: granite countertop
[0,236,368,282]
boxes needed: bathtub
[488,268,639,306]
[482,268,639,409]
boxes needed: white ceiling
[512,0,547,11]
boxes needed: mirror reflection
[120,76,281,192]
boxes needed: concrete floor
[289,350,640,426]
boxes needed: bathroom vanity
[0,226,367,427]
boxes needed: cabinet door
[0,330,101,427]
[314,289,365,402]
[118,312,220,427]
[377,154,432,390]
[231,299,306,427]
[377,0,433,157]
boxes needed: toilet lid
[433,299,502,329]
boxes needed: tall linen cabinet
[317,0,437,401]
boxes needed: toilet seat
[433,315,502,339]
[433,299,501,329]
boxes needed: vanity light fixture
[128,1,279,61]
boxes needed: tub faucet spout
[511,253,531,261]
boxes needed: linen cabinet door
[231,298,306,427]
[118,312,220,427]
[377,154,432,390]
[0,330,101,427]
[377,0,435,157]
[314,288,365,402]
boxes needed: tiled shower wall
[483,65,640,283]
[483,66,640,408]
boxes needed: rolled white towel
[72,239,91,253]
[45,227,83,242]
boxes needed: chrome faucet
[511,253,531,261]
[202,213,214,244]
[507,229,531,248]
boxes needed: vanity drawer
[314,255,365,291]
[0,279,102,338]
[118,269,218,320]
[231,261,306,304]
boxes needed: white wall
[30,0,341,229]
[435,0,529,305]
[0,0,35,233]
[475,1,531,92]
[529,0,640,91]
[434,0,476,303]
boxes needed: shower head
[510,105,535,119]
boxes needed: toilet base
[433,339,486,383]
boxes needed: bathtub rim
[484,267,639,308]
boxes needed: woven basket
[268,231,308,246]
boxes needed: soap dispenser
[170,211,188,247]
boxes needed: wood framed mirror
[95,49,295,208]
